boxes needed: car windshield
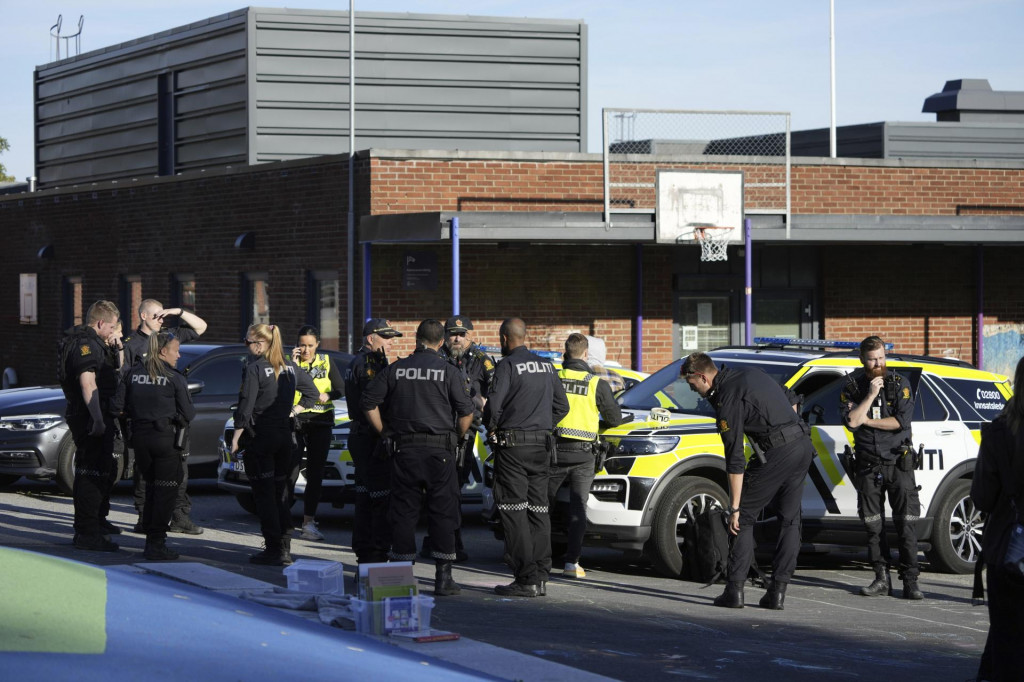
[617,355,801,416]
[178,346,210,369]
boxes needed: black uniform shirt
[112,363,196,426]
[840,369,914,460]
[441,342,495,414]
[344,345,389,427]
[484,345,570,433]
[707,365,803,474]
[62,326,119,417]
[361,347,474,436]
[123,325,200,369]
[235,357,318,430]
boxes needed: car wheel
[57,432,126,495]
[926,478,982,574]
[648,475,729,578]
[236,492,257,515]
[56,434,77,495]
[0,474,21,487]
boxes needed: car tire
[648,475,729,578]
[926,478,982,574]
[0,474,21,487]
[56,434,77,495]
[56,432,126,496]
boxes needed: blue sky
[1,0,1021,181]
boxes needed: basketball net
[694,227,733,262]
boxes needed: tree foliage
[0,136,14,182]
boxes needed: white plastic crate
[283,559,345,594]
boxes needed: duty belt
[556,439,594,452]
[392,432,457,449]
[494,429,550,446]
[751,422,808,453]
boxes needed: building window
[243,273,270,334]
[172,273,196,311]
[63,276,83,328]
[119,275,143,330]
[307,271,340,350]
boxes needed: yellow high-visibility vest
[555,368,600,441]
[294,353,334,414]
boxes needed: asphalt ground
[0,479,987,682]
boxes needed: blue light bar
[479,345,561,360]
[753,337,894,351]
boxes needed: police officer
[485,318,569,597]
[230,323,319,565]
[112,331,195,560]
[420,315,496,561]
[291,325,346,541]
[362,319,475,596]
[123,299,208,536]
[547,333,632,580]
[841,336,923,600]
[58,300,122,552]
[681,352,813,610]
[344,318,402,563]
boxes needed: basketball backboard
[655,170,744,245]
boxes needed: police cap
[445,316,473,334]
[362,318,403,338]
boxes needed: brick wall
[3,152,1023,386]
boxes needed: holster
[594,438,611,474]
[894,440,915,472]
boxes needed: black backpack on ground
[685,507,767,588]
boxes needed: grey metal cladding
[885,122,1024,161]
[34,11,248,187]
[251,9,585,159]
[32,8,585,186]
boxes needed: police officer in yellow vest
[546,333,632,579]
[291,325,345,542]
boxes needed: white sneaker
[299,521,324,541]
[563,562,586,579]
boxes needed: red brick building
[2,148,1023,386]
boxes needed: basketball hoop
[693,226,734,262]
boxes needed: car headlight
[612,436,680,456]
[0,414,64,432]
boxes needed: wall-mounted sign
[402,251,437,291]
[20,273,38,325]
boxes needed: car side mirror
[188,381,204,396]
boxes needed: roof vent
[922,79,1024,122]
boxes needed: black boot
[758,580,787,610]
[713,581,744,608]
[280,537,294,566]
[902,577,924,600]
[860,566,892,597]
[132,513,145,534]
[250,538,288,565]
[169,510,204,535]
[144,538,180,561]
[434,562,461,596]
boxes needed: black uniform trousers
[132,424,184,541]
[69,412,117,537]
[853,462,920,578]
[295,421,332,518]
[348,425,391,562]
[389,445,460,562]
[729,438,813,585]
[545,458,595,568]
[134,457,191,516]
[245,424,294,544]
[494,443,551,586]
[978,565,1024,682]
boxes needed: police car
[482,339,1011,576]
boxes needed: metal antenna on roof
[63,16,85,57]
[50,15,62,62]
